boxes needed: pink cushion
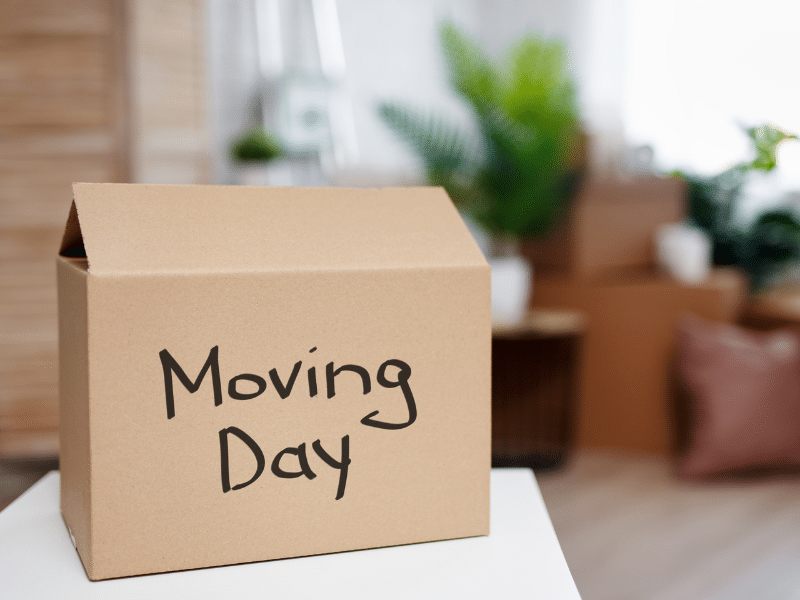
[677,316,800,477]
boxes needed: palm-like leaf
[378,103,475,175]
[440,23,498,115]
[501,35,577,128]
[476,109,575,235]
[378,24,581,237]
[378,102,481,207]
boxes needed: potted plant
[231,126,283,185]
[379,23,582,324]
[673,124,800,290]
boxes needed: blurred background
[4,1,800,598]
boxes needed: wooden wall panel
[0,0,122,457]
[0,0,208,457]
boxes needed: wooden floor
[538,451,800,600]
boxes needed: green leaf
[377,102,475,178]
[745,124,797,172]
[439,23,498,114]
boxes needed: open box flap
[60,183,488,275]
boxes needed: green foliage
[748,125,796,171]
[231,126,282,163]
[439,23,497,114]
[675,124,800,289]
[378,104,474,180]
[379,23,581,237]
[379,103,479,208]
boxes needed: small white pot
[490,255,533,326]
[655,223,712,284]
[458,213,533,326]
[235,162,294,186]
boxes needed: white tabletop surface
[0,468,580,599]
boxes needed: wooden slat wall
[0,0,208,458]
[0,0,123,457]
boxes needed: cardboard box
[531,268,747,454]
[524,176,686,278]
[57,183,491,580]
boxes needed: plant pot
[455,213,534,326]
[234,161,293,186]
[489,238,533,326]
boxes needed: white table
[0,469,580,599]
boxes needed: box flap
[61,183,487,275]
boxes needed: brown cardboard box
[57,183,491,580]
[531,268,747,454]
[525,176,686,278]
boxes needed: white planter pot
[655,223,711,284]
[235,162,294,186]
[456,212,533,326]
[490,255,533,326]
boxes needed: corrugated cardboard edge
[57,255,94,579]
[59,198,85,257]
[64,183,488,275]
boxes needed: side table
[492,309,586,470]
[0,470,580,598]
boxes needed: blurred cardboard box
[523,173,746,454]
[524,176,685,279]
[57,184,490,580]
[532,268,747,454]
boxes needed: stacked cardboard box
[524,176,747,454]
[526,176,686,278]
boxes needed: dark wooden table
[492,310,586,470]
